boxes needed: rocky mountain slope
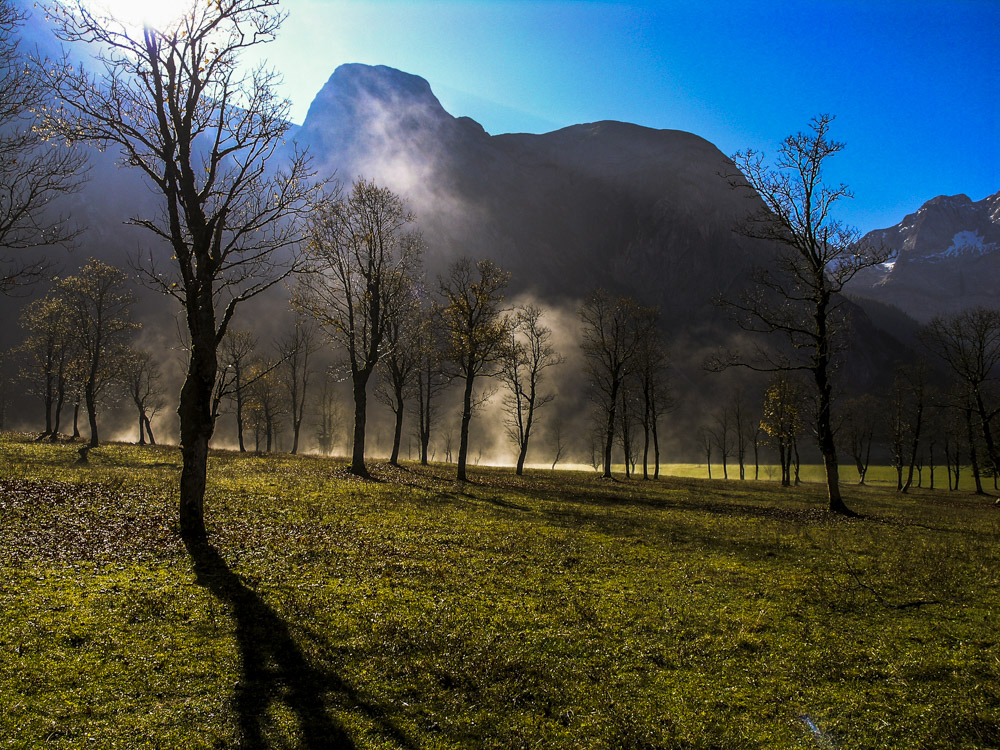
[849,192,1000,322]
[291,64,777,332]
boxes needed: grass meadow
[1,432,999,749]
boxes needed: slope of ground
[1,433,999,748]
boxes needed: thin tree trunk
[85,380,99,448]
[389,389,404,467]
[235,378,246,453]
[652,406,661,480]
[813,293,851,513]
[49,381,65,442]
[603,381,618,479]
[515,392,537,476]
[457,373,475,481]
[966,405,985,495]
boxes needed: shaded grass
[2,432,1000,748]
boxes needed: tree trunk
[144,414,156,445]
[178,322,218,542]
[49,383,65,442]
[457,373,475,481]
[72,398,80,438]
[235,381,246,452]
[351,371,370,477]
[85,379,99,448]
[813,314,850,513]
[515,396,536,476]
[652,409,661,480]
[417,374,431,466]
[41,370,54,438]
[603,387,617,480]
[290,420,300,455]
[902,403,924,493]
[966,405,985,494]
[973,389,1000,475]
[137,411,146,445]
[290,390,304,455]
[641,418,650,480]
[389,389,404,466]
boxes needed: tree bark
[813,298,850,514]
[178,321,217,541]
[457,373,475,481]
[516,396,535,476]
[351,371,370,477]
[85,379,99,448]
[389,388,404,466]
[966,405,985,494]
[603,384,617,479]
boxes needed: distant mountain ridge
[850,191,1000,321]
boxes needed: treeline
[697,307,1000,494]
[4,179,677,481]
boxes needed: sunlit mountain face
[850,191,1000,322]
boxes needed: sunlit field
[2,432,999,749]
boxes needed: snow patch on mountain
[939,230,997,258]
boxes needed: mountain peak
[324,64,438,106]
[924,193,972,209]
[297,63,459,155]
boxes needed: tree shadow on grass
[184,538,416,750]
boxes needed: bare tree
[41,0,317,539]
[921,307,1000,476]
[710,406,732,480]
[499,304,564,475]
[550,420,565,470]
[57,259,137,447]
[277,315,319,455]
[840,394,879,485]
[315,370,344,456]
[297,179,421,477]
[887,364,928,493]
[760,373,805,487]
[0,0,86,291]
[636,321,669,479]
[439,257,511,481]
[215,330,258,452]
[578,290,652,479]
[617,379,640,478]
[730,390,749,480]
[123,348,164,445]
[698,427,713,480]
[246,358,284,453]
[716,115,888,513]
[18,291,76,438]
[413,304,450,466]
[375,283,421,466]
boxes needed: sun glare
[88,0,194,32]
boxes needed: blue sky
[257,0,998,234]
[22,0,998,234]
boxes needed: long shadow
[185,539,417,750]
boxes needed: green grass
[2,432,1000,749]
